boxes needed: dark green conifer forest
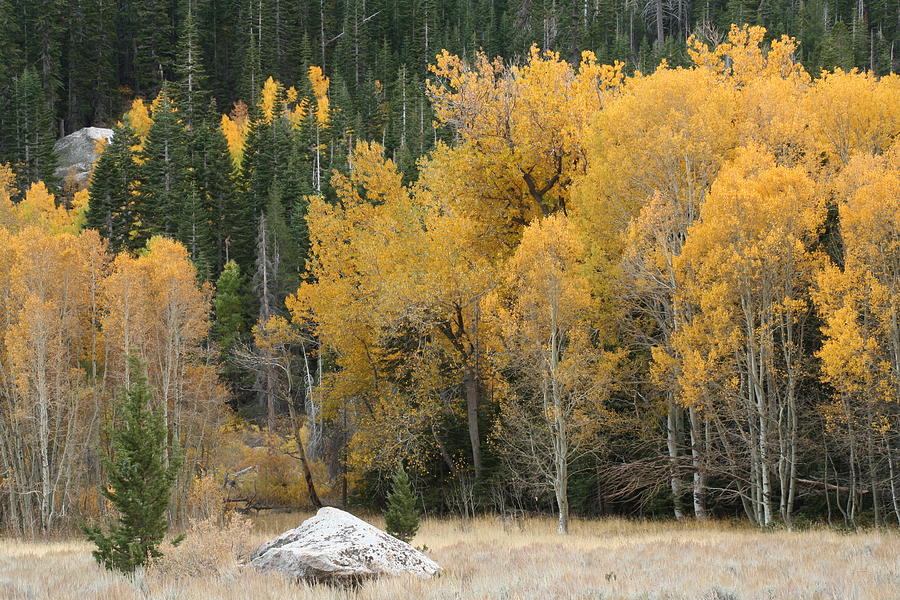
[3,0,897,172]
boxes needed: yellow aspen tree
[686,25,806,86]
[422,46,624,252]
[0,227,101,533]
[124,98,153,147]
[674,145,825,526]
[813,149,900,525]
[488,213,620,534]
[12,181,79,233]
[308,66,331,193]
[259,76,280,124]
[284,86,309,130]
[571,57,740,519]
[220,101,251,167]
[290,141,496,482]
[803,71,900,167]
[288,142,419,473]
[100,237,216,521]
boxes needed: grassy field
[0,513,897,599]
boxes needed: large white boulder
[53,127,113,188]
[250,507,440,584]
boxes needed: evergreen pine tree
[820,21,855,70]
[384,465,420,543]
[132,0,177,94]
[136,89,191,246]
[85,122,140,252]
[213,260,248,352]
[189,105,237,275]
[0,0,24,93]
[1,68,58,195]
[176,0,211,131]
[213,260,255,406]
[63,0,117,130]
[82,358,182,573]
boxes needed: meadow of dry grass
[0,513,897,600]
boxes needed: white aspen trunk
[787,385,798,526]
[549,299,569,534]
[749,408,762,525]
[743,295,772,526]
[667,396,685,521]
[34,335,52,533]
[865,415,881,526]
[886,439,900,525]
[759,397,772,525]
[301,341,320,459]
[845,403,859,526]
[689,406,708,519]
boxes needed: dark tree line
[2,0,897,194]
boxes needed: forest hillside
[0,6,898,542]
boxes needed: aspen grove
[0,24,897,535]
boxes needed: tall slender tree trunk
[550,304,568,534]
[886,438,900,525]
[287,398,323,509]
[655,0,665,49]
[667,396,685,520]
[689,406,708,519]
[463,368,482,480]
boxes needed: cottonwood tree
[423,46,624,251]
[290,141,497,482]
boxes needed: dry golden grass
[1,514,897,599]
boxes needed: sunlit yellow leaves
[814,148,899,425]
[125,98,153,144]
[674,145,825,409]
[487,212,604,398]
[221,101,250,166]
[308,66,330,127]
[259,77,280,124]
[687,24,807,86]
[0,181,83,234]
[572,64,739,261]
[287,27,898,491]
[490,213,592,345]
[253,315,297,351]
[101,236,212,392]
[289,142,416,403]
[803,70,900,165]
[423,45,623,251]
[0,224,109,466]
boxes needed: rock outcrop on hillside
[53,127,113,189]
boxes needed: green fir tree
[85,122,140,251]
[136,88,192,246]
[82,358,182,574]
[384,465,420,543]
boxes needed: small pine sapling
[384,464,420,543]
